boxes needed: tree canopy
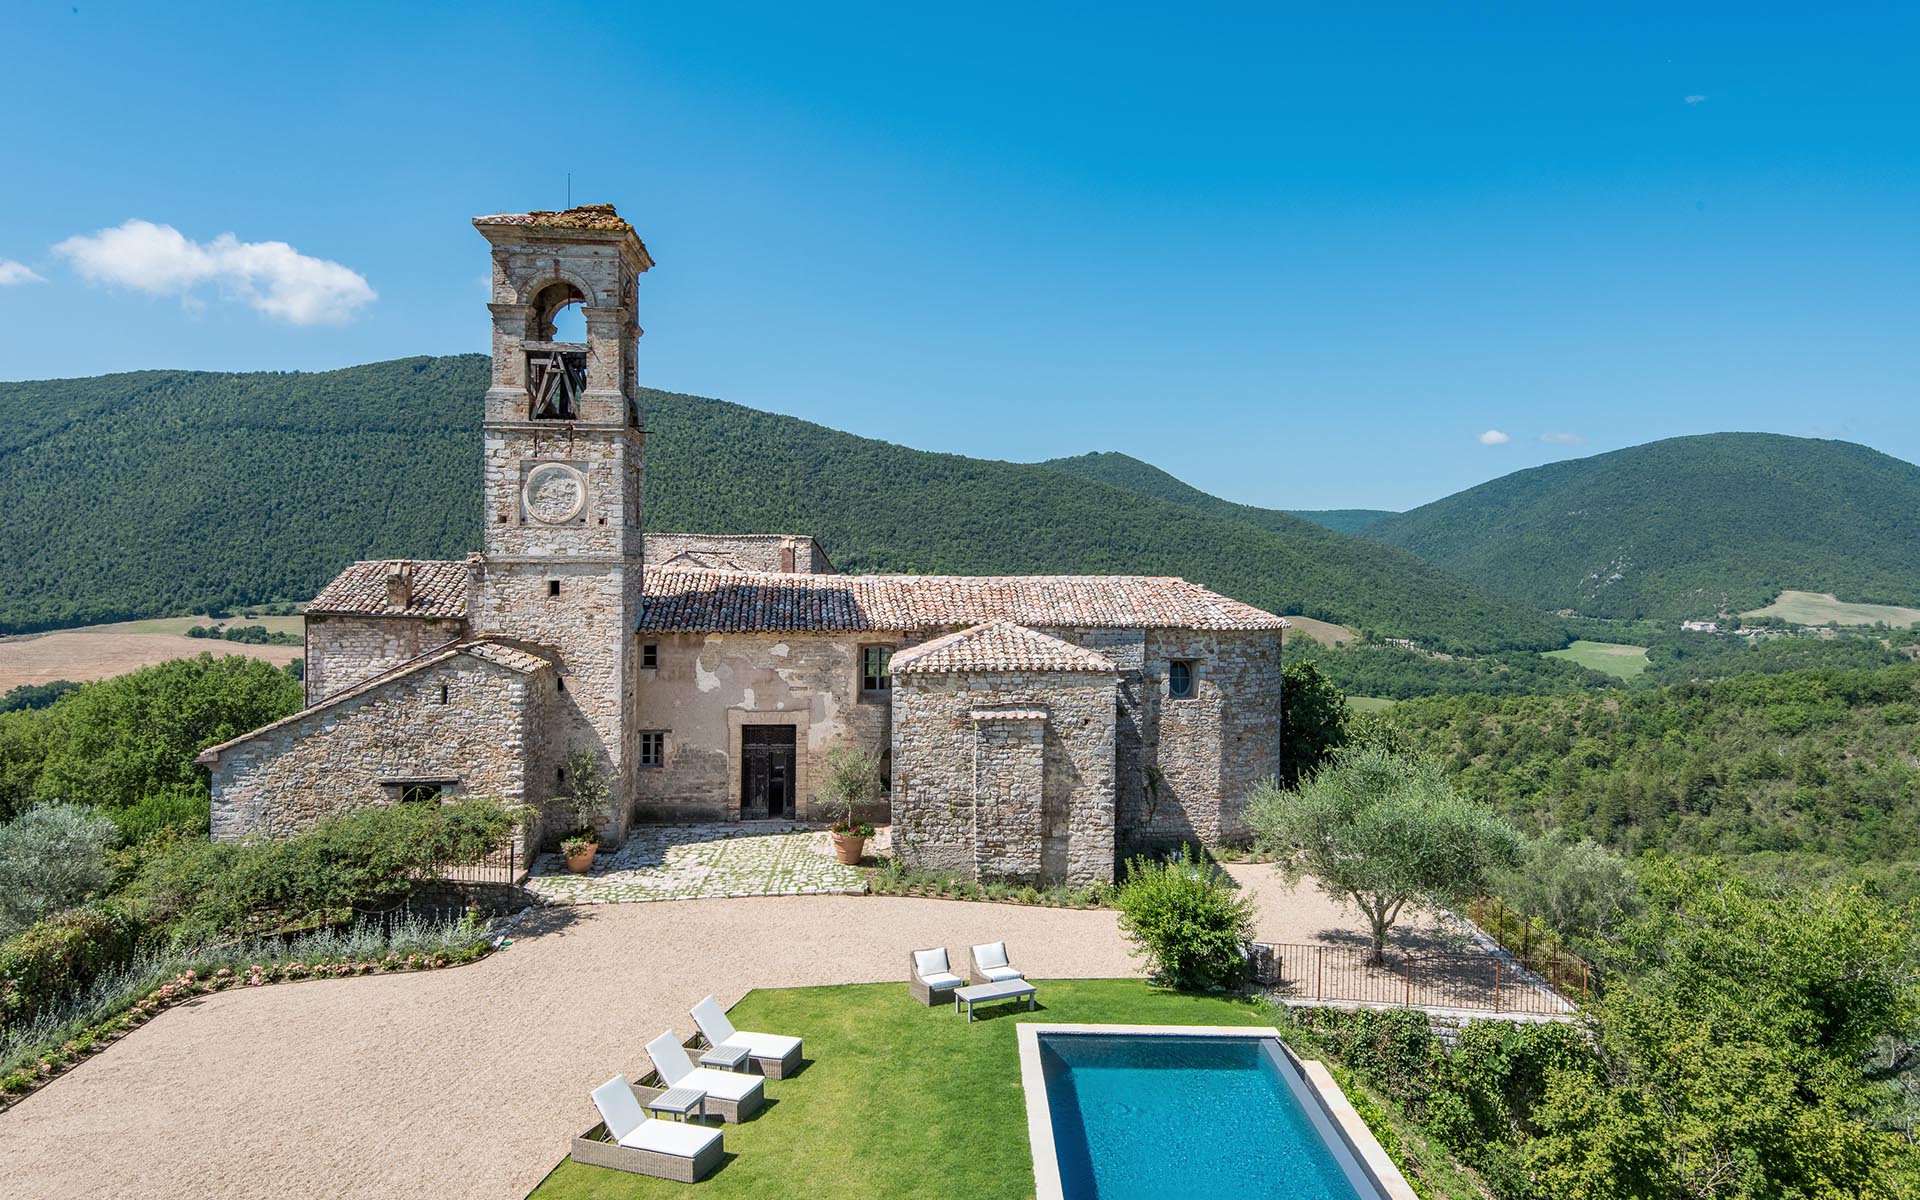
[1248,745,1522,962]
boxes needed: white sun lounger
[690,995,804,1079]
[575,1075,724,1182]
[646,1031,766,1122]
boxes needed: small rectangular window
[639,731,666,768]
[547,579,561,598]
[1168,660,1198,699]
[400,783,443,805]
[861,645,893,693]
[641,643,658,669]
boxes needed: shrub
[821,745,881,836]
[1111,847,1256,991]
[0,802,120,940]
[0,903,149,1025]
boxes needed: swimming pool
[1016,1024,1410,1200]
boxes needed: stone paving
[525,823,874,903]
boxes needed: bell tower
[472,205,654,846]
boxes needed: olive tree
[1248,745,1521,964]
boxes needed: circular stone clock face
[522,463,588,525]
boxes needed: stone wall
[890,668,1116,888]
[471,560,641,845]
[304,615,467,704]
[208,655,537,844]
[1125,629,1283,851]
[644,533,834,574]
[971,715,1045,881]
[630,631,894,822]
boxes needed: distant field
[1348,695,1396,713]
[0,615,304,693]
[1285,616,1356,646]
[1545,640,1649,679]
[1741,590,1920,628]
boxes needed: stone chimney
[779,538,798,573]
[384,562,414,609]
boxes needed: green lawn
[1544,639,1648,679]
[526,980,1274,1200]
[1347,695,1396,713]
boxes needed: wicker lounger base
[747,1043,803,1080]
[572,1121,723,1183]
[700,1086,764,1124]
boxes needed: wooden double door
[740,725,797,820]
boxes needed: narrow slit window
[547,579,561,598]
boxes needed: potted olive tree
[822,745,882,865]
[558,748,610,873]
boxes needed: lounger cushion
[913,948,950,979]
[687,1066,766,1102]
[920,971,963,989]
[690,995,737,1045]
[645,1032,697,1088]
[973,942,1010,970]
[978,965,1024,983]
[592,1075,648,1143]
[727,1031,803,1060]
[618,1117,723,1158]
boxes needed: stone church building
[197,205,1287,887]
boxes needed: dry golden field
[0,616,303,693]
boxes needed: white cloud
[52,219,375,325]
[1477,429,1511,445]
[1539,432,1586,445]
[0,259,44,286]
[1685,94,1708,104]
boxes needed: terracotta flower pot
[830,831,867,865]
[564,844,598,873]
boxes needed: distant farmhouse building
[1680,620,1720,634]
[197,205,1287,886]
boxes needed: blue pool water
[1038,1033,1366,1200]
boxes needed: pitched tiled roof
[891,619,1117,675]
[307,560,472,620]
[638,570,1285,633]
[195,638,551,764]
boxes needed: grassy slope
[0,359,1561,651]
[1359,433,1920,620]
[1741,590,1920,628]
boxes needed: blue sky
[3,2,1916,510]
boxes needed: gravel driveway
[0,894,1138,1200]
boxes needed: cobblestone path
[526,823,871,903]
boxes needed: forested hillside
[0,358,1561,650]
[1038,451,1395,534]
[1360,433,1920,620]
[1387,663,1920,888]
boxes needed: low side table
[645,1085,707,1123]
[699,1044,752,1072]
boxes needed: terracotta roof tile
[639,570,1284,633]
[472,204,632,232]
[307,560,472,620]
[970,708,1049,721]
[891,619,1117,675]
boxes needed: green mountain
[1359,433,1920,620]
[1038,452,1394,535]
[0,356,1561,651]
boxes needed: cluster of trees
[1383,662,1920,884]
[1287,636,1616,699]
[0,654,303,837]
[185,623,302,646]
[1260,698,1920,1196]
[0,681,79,714]
[0,356,1562,651]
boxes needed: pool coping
[1016,1022,1419,1200]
